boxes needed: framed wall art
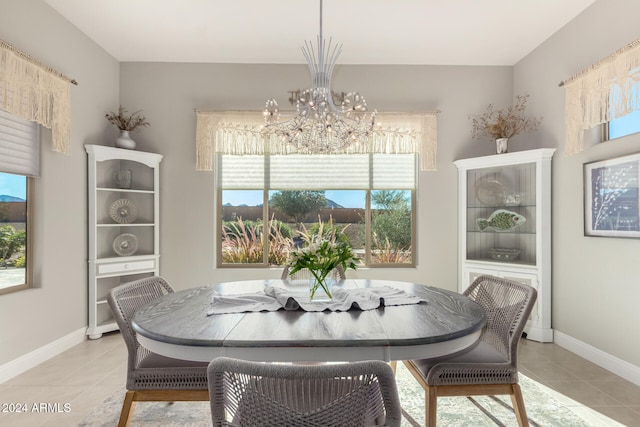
[584,152,640,237]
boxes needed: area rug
[78,363,602,427]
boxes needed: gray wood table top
[132,279,486,363]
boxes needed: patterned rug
[79,363,612,426]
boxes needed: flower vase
[309,271,333,301]
[496,138,509,154]
[115,130,136,150]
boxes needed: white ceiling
[43,0,596,66]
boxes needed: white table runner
[207,285,427,315]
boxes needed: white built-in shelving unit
[85,145,162,339]
[454,148,555,342]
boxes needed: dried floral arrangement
[469,94,542,140]
[105,106,150,132]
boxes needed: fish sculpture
[477,209,526,232]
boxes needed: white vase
[115,130,136,150]
[495,137,509,154]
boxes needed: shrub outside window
[218,153,416,267]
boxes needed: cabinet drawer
[98,259,155,275]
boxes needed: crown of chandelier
[263,0,377,153]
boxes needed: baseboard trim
[0,327,86,384]
[554,330,640,387]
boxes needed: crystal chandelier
[263,0,377,153]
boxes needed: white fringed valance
[0,39,74,154]
[563,38,640,155]
[195,110,438,171]
[376,112,438,171]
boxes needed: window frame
[363,189,417,268]
[0,175,34,295]
[0,107,38,295]
[604,112,640,142]
[216,154,417,269]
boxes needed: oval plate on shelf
[475,178,506,206]
[113,233,138,256]
[109,199,138,224]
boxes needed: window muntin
[218,154,415,267]
[0,172,31,294]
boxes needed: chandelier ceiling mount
[263,0,377,153]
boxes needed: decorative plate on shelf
[109,199,138,224]
[475,178,506,206]
[113,233,138,256]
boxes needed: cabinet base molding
[523,325,554,343]
[86,320,118,339]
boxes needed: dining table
[131,279,486,363]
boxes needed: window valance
[195,110,438,171]
[0,39,75,154]
[562,38,640,155]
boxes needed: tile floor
[517,339,640,426]
[0,333,638,426]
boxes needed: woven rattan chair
[281,264,346,280]
[403,274,537,427]
[208,357,402,427]
[107,276,209,427]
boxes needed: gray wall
[514,0,640,367]
[0,0,119,366]
[2,0,638,375]
[119,63,511,290]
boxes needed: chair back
[464,275,537,366]
[281,265,346,281]
[208,357,402,427]
[107,276,174,369]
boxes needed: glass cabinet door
[465,162,536,265]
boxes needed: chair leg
[118,390,137,427]
[510,384,530,427]
[425,385,437,427]
[389,360,397,375]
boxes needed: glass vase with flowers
[287,222,358,300]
